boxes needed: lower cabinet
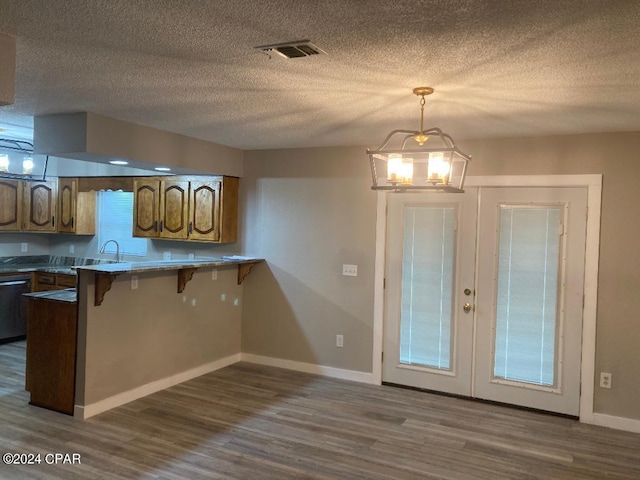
[25,297,77,415]
[32,272,77,292]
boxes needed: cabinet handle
[188,221,193,235]
[153,220,158,232]
[71,217,74,228]
[159,220,163,232]
[52,216,55,227]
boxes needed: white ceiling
[1,0,640,150]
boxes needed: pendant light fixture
[367,87,471,192]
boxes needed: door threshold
[381,381,578,420]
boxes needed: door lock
[463,302,473,313]
[464,288,473,296]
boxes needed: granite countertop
[0,264,77,275]
[0,255,114,276]
[23,288,77,303]
[74,256,262,274]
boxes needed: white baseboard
[74,353,242,420]
[585,412,640,434]
[241,353,375,384]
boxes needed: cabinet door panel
[133,180,160,237]
[161,181,189,239]
[58,178,76,233]
[24,181,57,231]
[189,181,221,241]
[0,180,22,231]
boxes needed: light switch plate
[21,242,28,252]
[211,269,218,280]
[336,334,344,347]
[69,244,75,254]
[131,275,138,290]
[342,264,358,276]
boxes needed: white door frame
[372,174,602,423]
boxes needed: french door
[382,187,587,416]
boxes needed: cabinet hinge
[381,351,384,363]
[383,278,386,289]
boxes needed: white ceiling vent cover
[255,40,327,59]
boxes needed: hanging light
[22,156,34,174]
[367,87,471,192]
[0,153,8,172]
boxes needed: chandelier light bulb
[387,153,403,183]
[23,157,34,174]
[427,152,451,184]
[399,158,414,184]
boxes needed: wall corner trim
[74,353,242,419]
[241,353,375,384]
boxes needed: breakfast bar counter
[72,255,264,419]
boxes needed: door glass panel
[494,206,562,386]
[400,206,456,370]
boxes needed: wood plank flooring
[1,340,640,479]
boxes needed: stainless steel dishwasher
[0,274,31,343]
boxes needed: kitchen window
[97,191,147,257]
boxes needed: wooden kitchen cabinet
[188,180,221,241]
[23,180,57,232]
[160,179,190,239]
[25,296,77,415]
[57,177,96,234]
[133,178,161,238]
[133,176,238,243]
[0,179,22,231]
[32,272,77,292]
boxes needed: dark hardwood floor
[1,340,640,479]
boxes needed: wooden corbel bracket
[237,262,257,285]
[94,273,120,306]
[178,268,197,293]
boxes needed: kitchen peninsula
[35,256,262,419]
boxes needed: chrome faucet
[99,239,121,263]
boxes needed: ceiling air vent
[255,40,326,59]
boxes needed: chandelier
[0,138,42,178]
[367,87,471,192]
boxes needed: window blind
[97,191,147,257]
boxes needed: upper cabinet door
[160,180,189,239]
[188,180,221,241]
[133,179,160,238]
[57,177,77,233]
[0,180,23,231]
[23,181,57,232]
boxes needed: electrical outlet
[163,251,171,261]
[233,298,240,306]
[600,372,612,389]
[188,253,195,260]
[336,334,344,348]
[21,243,28,252]
[131,275,138,290]
[69,244,75,254]
[342,264,358,277]
[211,269,218,280]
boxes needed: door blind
[400,205,456,370]
[493,206,562,386]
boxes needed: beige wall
[242,132,640,421]
[76,266,243,405]
[241,147,377,373]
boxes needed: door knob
[463,302,473,313]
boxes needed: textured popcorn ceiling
[0,0,640,149]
